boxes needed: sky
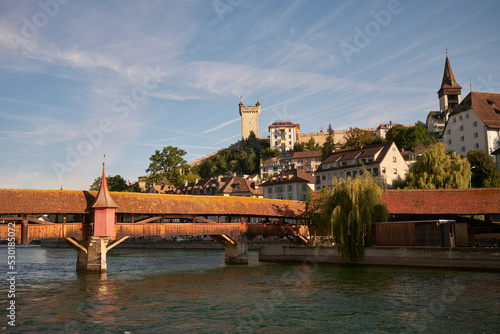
[1,0,500,190]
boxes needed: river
[1,246,499,333]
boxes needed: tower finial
[470,79,472,93]
[103,154,106,166]
[446,49,448,57]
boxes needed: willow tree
[404,142,471,189]
[321,174,388,262]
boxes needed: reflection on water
[1,247,499,333]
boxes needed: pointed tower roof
[438,56,462,95]
[91,163,118,208]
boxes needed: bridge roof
[382,188,500,215]
[0,189,304,217]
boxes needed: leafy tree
[146,146,187,183]
[344,127,373,149]
[387,123,434,151]
[306,137,321,151]
[197,136,269,178]
[386,124,406,142]
[261,147,282,160]
[404,142,471,189]
[321,124,336,159]
[90,175,129,192]
[319,174,388,262]
[293,142,306,152]
[467,150,500,188]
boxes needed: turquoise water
[2,246,500,333]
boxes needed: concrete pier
[224,241,249,265]
[259,245,500,270]
[75,237,111,273]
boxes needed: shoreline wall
[259,245,500,270]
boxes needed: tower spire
[437,54,462,114]
[92,162,118,209]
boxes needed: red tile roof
[0,189,303,217]
[381,188,500,215]
[450,92,500,128]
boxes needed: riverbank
[259,245,500,270]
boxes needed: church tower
[239,98,260,139]
[438,54,462,118]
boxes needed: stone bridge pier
[210,235,249,264]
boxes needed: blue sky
[1,0,499,190]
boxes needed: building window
[465,113,469,119]
[392,157,396,163]
[382,167,386,174]
[474,143,479,149]
[459,115,463,121]
[289,135,291,139]
[460,136,464,142]
[393,168,397,174]
[287,185,292,192]
[267,188,272,194]
[373,168,379,176]
[447,129,451,135]
[346,171,351,177]
[288,128,291,132]
[289,141,291,145]
[302,184,307,191]
[316,176,320,184]
[341,162,346,167]
[448,140,452,145]
[453,118,456,123]
[459,125,463,131]
[461,147,465,152]
[473,132,478,138]
[473,121,477,127]
[322,175,326,180]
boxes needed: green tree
[322,124,336,159]
[306,137,321,151]
[146,146,188,183]
[261,147,282,160]
[293,141,306,152]
[386,124,406,142]
[320,174,388,262]
[90,175,129,191]
[404,142,471,189]
[467,150,500,188]
[394,125,434,151]
[344,127,373,149]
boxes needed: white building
[315,142,408,189]
[269,121,300,153]
[261,169,314,201]
[441,92,500,158]
[291,151,322,172]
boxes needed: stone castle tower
[239,98,260,139]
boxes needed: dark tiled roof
[450,92,500,128]
[382,189,500,215]
[317,142,393,172]
[438,56,462,94]
[0,189,303,217]
[292,151,322,159]
[261,169,314,186]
